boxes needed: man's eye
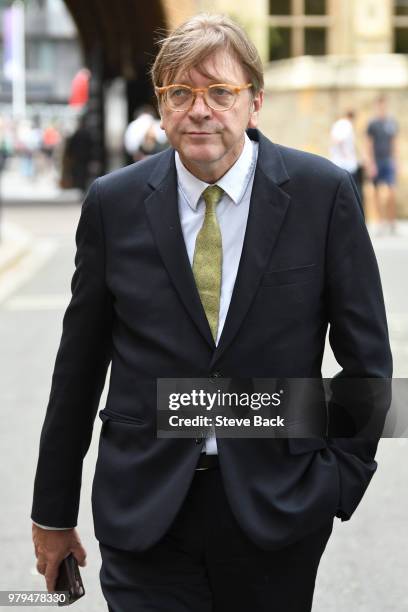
[212,87,232,97]
[170,88,189,98]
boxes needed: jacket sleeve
[31,179,113,527]
[325,171,393,521]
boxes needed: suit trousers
[99,466,333,612]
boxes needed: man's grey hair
[151,13,264,96]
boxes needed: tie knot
[202,185,224,209]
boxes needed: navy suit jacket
[32,129,392,551]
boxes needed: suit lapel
[211,132,291,365]
[144,150,215,349]
[143,131,291,357]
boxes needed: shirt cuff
[32,521,74,530]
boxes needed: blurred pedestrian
[366,95,399,235]
[0,116,11,174]
[42,123,61,172]
[60,116,92,193]
[16,118,42,179]
[330,110,363,209]
[124,105,167,162]
[0,116,10,241]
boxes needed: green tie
[193,185,224,342]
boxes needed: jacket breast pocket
[261,264,317,287]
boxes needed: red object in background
[69,68,90,107]
[43,125,61,147]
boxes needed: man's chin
[179,145,222,165]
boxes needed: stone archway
[62,0,195,176]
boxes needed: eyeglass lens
[166,86,235,110]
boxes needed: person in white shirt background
[330,110,363,208]
[124,104,168,162]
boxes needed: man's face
[158,49,263,182]
[376,99,387,118]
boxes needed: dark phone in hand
[55,553,85,606]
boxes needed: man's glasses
[155,83,253,112]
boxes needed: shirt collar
[175,132,255,211]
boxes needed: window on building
[26,40,55,73]
[268,0,330,60]
[269,27,292,60]
[395,28,408,52]
[395,0,408,16]
[304,27,326,55]
[305,0,326,15]
[393,1,408,52]
[269,0,291,15]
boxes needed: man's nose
[188,93,211,119]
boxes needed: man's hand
[32,524,87,592]
[365,160,377,180]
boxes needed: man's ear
[248,90,264,129]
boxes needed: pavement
[0,220,33,276]
[0,163,81,276]
[0,159,82,207]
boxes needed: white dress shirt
[175,132,259,454]
[35,134,259,529]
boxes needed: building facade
[0,0,81,112]
[1,0,405,214]
[195,0,408,217]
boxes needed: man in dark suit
[32,13,392,612]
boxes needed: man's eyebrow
[171,78,233,86]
